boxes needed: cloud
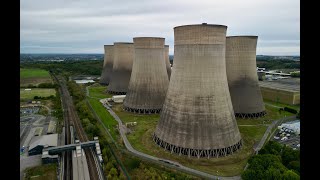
[20,0,299,55]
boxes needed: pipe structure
[153,24,242,158]
[123,37,169,114]
[164,45,171,79]
[100,45,114,85]
[107,42,134,95]
[226,36,266,118]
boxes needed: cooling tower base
[107,90,127,95]
[152,133,242,159]
[99,82,109,86]
[235,111,267,119]
[123,105,161,114]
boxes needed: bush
[284,107,298,114]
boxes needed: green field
[20,68,52,86]
[20,88,56,100]
[88,85,112,99]
[87,85,118,140]
[24,164,57,180]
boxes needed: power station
[153,24,242,158]
[100,45,114,85]
[123,37,169,114]
[107,42,134,95]
[164,45,171,79]
[226,36,266,118]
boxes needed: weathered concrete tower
[123,37,169,113]
[226,36,266,118]
[153,24,242,158]
[100,45,114,85]
[107,42,134,95]
[164,45,171,79]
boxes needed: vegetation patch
[20,88,56,100]
[242,141,300,179]
[88,85,112,99]
[20,68,52,86]
[24,164,57,180]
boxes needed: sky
[20,0,300,55]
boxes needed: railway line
[53,74,101,180]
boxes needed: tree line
[242,141,300,179]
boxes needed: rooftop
[29,134,58,150]
[259,78,300,92]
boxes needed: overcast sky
[20,0,299,55]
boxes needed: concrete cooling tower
[164,45,171,79]
[100,45,114,85]
[153,24,242,158]
[107,42,134,95]
[123,37,169,114]
[226,36,266,118]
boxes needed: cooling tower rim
[104,45,114,47]
[114,42,134,44]
[227,35,258,38]
[174,23,227,29]
[133,37,165,40]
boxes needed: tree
[282,170,300,180]
[287,161,300,175]
[109,167,118,177]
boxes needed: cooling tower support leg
[152,133,243,158]
[123,105,162,114]
[235,111,267,119]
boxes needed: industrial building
[154,24,242,158]
[107,42,134,95]
[100,45,114,85]
[28,134,58,156]
[112,95,126,103]
[259,78,300,105]
[124,37,169,114]
[164,45,171,79]
[226,36,266,118]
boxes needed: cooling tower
[153,24,242,158]
[99,45,114,85]
[226,36,266,118]
[164,45,171,79]
[107,42,134,95]
[123,37,169,114]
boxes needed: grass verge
[24,163,57,180]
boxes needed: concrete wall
[260,87,300,105]
[100,45,114,85]
[164,45,171,79]
[154,24,242,158]
[107,43,134,94]
[226,36,266,117]
[124,37,169,113]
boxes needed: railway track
[53,73,100,180]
